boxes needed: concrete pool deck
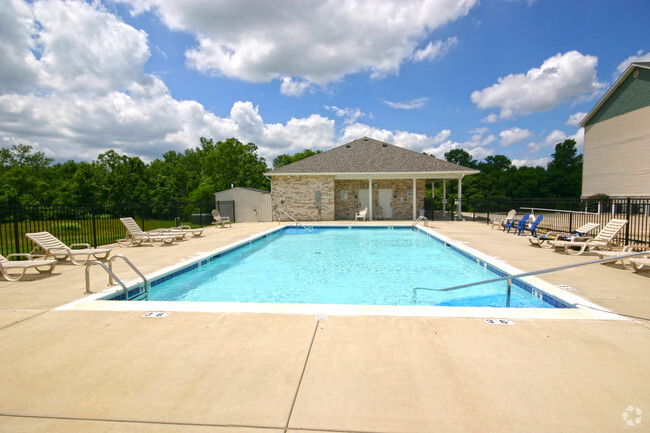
[0,221,648,432]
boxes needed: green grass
[1,218,203,256]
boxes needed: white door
[358,189,369,212]
[378,189,393,218]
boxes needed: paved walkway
[1,221,648,432]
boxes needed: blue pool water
[136,227,566,308]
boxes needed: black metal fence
[461,197,650,247]
[0,201,234,256]
[423,198,457,221]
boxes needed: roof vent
[345,144,351,148]
[382,143,387,147]
[363,138,369,141]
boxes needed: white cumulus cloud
[471,51,606,118]
[526,128,583,154]
[338,123,451,155]
[566,112,587,126]
[384,97,428,110]
[324,106,366,125]
[0,0,342,163]
[413,37,459,62]
[615,50,650,76]
[117,0,478,92]
[499,127,531,146]
[511,157,550,168]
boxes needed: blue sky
[1,0,649,167]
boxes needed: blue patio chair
[504,213,530,233]
[517,214,544,236]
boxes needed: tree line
[436,139,583,200]
[0,138,270,206]
[0,137,582,206]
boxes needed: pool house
[265,137,479,221]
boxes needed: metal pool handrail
[84,255,148,300]
[412,215,428,227]
[280,209,312,231]
[414,251,649,307]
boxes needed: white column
[368,178,373,221]
[443,181,447,214]
[457,176,464,221]
[412,178,417,220]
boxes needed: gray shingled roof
[266,137,477,175]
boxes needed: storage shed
[214,187,271,222]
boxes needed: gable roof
[580,62,650,127]
[266,137,478,177]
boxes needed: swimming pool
[110,226,569,309]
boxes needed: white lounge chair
[1,254,57,281]
[528,222,600,248]
[491,209,516,230]
[630,255,650,273]
[120,217,196,239]
[595,245,650,269]
[117,218,178,247]
[212,210,231,228]
[148,225,203,238]
[174,225,204,237]
[25,232,111,265]
[375,206,384,220]
[355,207,368,222]
[551,219,628,255]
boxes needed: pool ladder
[412,216,428,227]
[85,255,149,301]
[279,209,312,231]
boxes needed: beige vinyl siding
[214,188,272,222]
[582,105,650,197]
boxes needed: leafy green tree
[478,155,513,173]
[0,143,53,168]
[0,144,54,205]
[272,149,322,169]
[546,139,583,198]
[198,137,270,193]
[92,150,149,203]
[443,149,478,169]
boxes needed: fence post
[625,197,631,245]
[568,212,573,233]
[140,204,146,232]
[13,204,20,254]
[471,198,476,221]
[486,198,490,226]
[91,204,98,248]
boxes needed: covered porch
[333,173,467,221]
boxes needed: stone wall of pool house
[271,176,427,221]
[271,175,335,221]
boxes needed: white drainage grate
[142,312,170,318]
[315,315,328,321]
[484,319,514,325]
[558,284,576,291]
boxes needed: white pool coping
[55,225,624,321]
